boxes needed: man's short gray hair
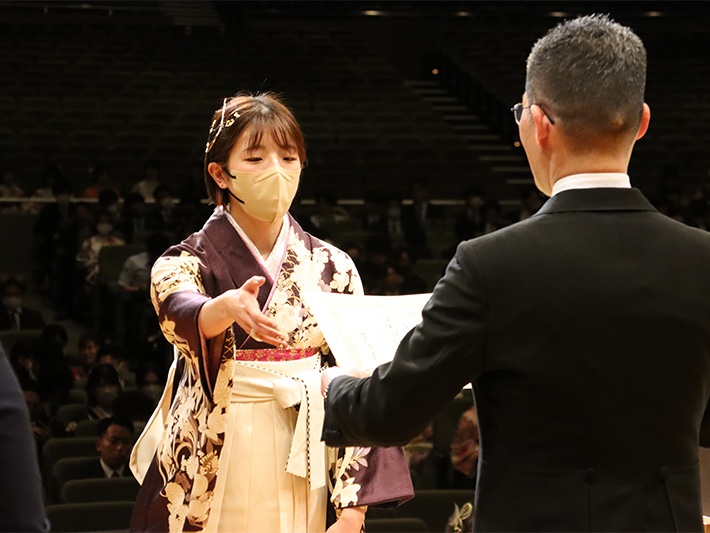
[526,14,646,140]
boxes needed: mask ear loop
[222,168,246,205]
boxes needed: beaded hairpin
[205,97,240,154]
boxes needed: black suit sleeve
[322,242,488,447]
[700,400,710,447]
[0,348,49,532]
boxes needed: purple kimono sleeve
[331,446,413,510]
[158,291,210,355]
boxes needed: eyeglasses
[511,103,556,125]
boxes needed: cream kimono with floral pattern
[129,210,413,533]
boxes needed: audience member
[359,234,392,294]
[35,324,74,414]
[71,331,100,381]
[82,165,119,200]
[113,390,155,436]
[0,168,25,212]
[309,189,351,232]
[403,178,445,230]
[9,338,39,387]
[117,232,171,351]
[358,189,388,234]
[75,416,136,480]
[97,186,123,225]
[387,190,431,258]
[118,192,149,244]
[0,277,45,330]
[449,404,479,490]
[146,184,177,232]
[513,187,545,222]
[22,380,52,456]
[32,177,75,289]
[478,199,509,235]
[85,363,123,420]
[131,160,162,202]
[134,361,166,408]
[454,184,486,243]
[75,210,125,286]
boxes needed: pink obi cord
[234,347,319,362]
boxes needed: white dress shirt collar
[552,173,631,196]
[100,458,125,478]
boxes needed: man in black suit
[0,346,48,531]
[321,14,710,532]
[0,277,45,331]
[84,416,136,479]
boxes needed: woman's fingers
[241,275,266,296]
[232,277,288,347]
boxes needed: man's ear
[530,104,552,148]
[636,103,651,140]
[207,162,228,189]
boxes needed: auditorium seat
[51,457,102,503]
[45,501,135,532]
[42,437,96,473]
[365,517,429,532]
[60,477,140,504]
[0,328,42,356]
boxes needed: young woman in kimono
[129,92,413,533]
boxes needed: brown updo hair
[203,92,307,207]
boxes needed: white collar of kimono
[222,206,290,283]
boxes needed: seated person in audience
[113,389,155,437]
[96,346,134,389]
[0,168,25,212]
[449,404,479,490]
[86,364,122,421]
[75,210,125,286]
[97,187,123,226]
[403,178,445,230]
[82,165,119,200]
[404,423,436,489]
[117,192,148,244]
[118,232,171,351]
[10,338,40,387]
[22,381,51,457]
[358,189,388,233]
[71,331,100,381]
[33,177,75,291]
[309,189,351,232]
[131,160,162,202]
[0,277,45,330]
[479,200,509,236]
[36,324,74,414]
[454,185,486,243]
[513,187,545,222]
[146,184,177,232]
[79,416,136,480]
[134,361,166,408]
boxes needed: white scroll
[302,292,432,373]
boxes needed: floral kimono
[130,208,413,532]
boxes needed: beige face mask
[225,166,301,223]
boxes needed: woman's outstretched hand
[198,275,287,347]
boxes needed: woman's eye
[245,157,262,162]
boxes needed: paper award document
[302,291,432,372]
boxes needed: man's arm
[322,244,488,447]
